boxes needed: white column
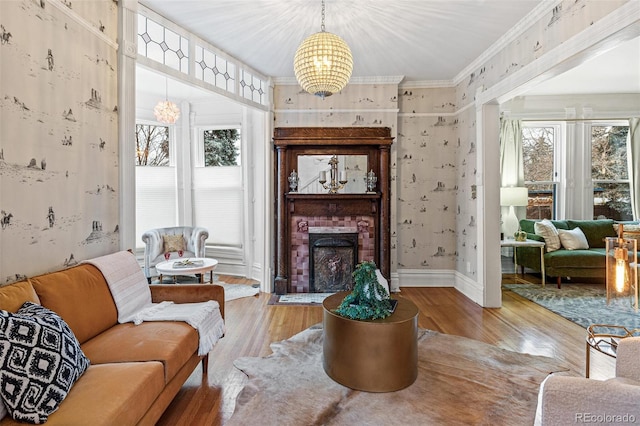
[118,0,138,252]
[175,102,193,226]
[477,102,502,308]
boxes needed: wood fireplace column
[379,144,391,279]
[274,145,288,295]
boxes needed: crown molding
[452,0,560,86]
[273,75,405,86]
[50,0,118,49]
[399,80,454,89]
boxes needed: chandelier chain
[321,0,325,32]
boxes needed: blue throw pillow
[0,302,90,424]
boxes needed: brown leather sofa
[0,262,225,425]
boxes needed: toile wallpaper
[275,0,631,284]
[0,0,119,284]
[0,0,627,287]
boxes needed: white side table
[155,258,218,284]
[500,239,546,287]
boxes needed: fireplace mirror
[296,155,368,194]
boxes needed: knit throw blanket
[83,251,224,355]
[130,301,224,355]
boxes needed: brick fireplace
[290,219,375,293]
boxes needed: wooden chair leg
[201,354,209,375]
[557,276,561,289]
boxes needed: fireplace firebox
[309,230,358,293]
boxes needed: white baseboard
[396,268,484,306]
[397,269,455,287]
[214,263,247,277]
[454,271,483,306]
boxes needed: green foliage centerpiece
[334,261,393,320]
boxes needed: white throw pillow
[534,219,561,252]
[558,227,589,250]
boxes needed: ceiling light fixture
[293,0,353,98]
[154,77,180,124]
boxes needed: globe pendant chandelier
[293,0,353,98]
[154,77,180,124]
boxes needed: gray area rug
[504,283,640,329]
[221,283,260,301]
[152,276,259,301]
[228,326,571,425]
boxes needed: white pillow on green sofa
[558,227,590,250]
[534,219,561,252]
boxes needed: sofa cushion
[545,248,606,269]
[558,228,589,250]
[0,362,165,426]
[80,321,198,383]
[0,303,90,424]
[0,281,40,313]
[567,219,616,248]
[29,264,118,345]
[534,220,562,252]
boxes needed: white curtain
[499,118,524,187]
[499,119,524,240]
[629,118,640,220]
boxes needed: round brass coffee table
[322,291,419,392]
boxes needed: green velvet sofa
[515,219,620,288]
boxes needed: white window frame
[586,120,631,220]
[522,122,564,220]
[193,125,245,256]
[135,120,177,167]
[134,120,179,250]
[195,125,243,168]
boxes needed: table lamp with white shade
[500,187,528,239]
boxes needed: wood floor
[156,272,613,426]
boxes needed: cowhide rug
[228,326,573,425]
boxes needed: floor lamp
[500,187,528,239]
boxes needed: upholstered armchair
[141,226,209,283]
[535,337,640,425]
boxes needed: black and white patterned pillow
[0,302,90,424]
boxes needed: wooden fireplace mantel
[274,127,393,294]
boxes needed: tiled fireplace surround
[290,215,375,293]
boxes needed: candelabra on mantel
[366,169,377,193]
[319,155,347,194]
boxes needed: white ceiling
[140,0,541,82]
[137,0,639,101]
